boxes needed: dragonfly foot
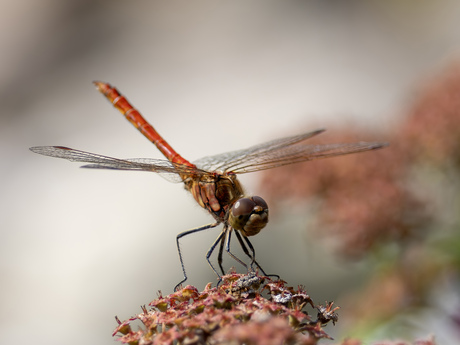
[216,277,223,288]
[174,278,187,292]
[266,273,280,280]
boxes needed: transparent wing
[194,129,387,174]
[29,146,209,183]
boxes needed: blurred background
[1,1,459,344]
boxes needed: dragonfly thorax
[228,196,269,237]
[185,173,245,221]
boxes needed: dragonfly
[30,82,387,291]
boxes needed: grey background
[1,1,460,344]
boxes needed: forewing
[194,129,326,172]
[29,146,207,183]
[229,141,387,173]
[193,130,387,174]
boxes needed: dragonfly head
[229,196,269,237]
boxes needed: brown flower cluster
[401,64,460,166]
[113,272,339,345]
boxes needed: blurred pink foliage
[261,63,460,259]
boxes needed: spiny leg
[234,230,280,280]
[225,228,249,269]
[233,230,257,272]
[174,222,219,291]
[206,229,227,287]
[217,228,226,275]
[233,230,255,266]
[243,235,280,280]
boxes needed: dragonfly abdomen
[94,81,192,167]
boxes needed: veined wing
[194,130,387,174]
[29,146,208,182]
[194,129,325,172]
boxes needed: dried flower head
[113,273,338,345]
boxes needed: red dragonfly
[30,82,387,290]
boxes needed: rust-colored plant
[113,272,339,345]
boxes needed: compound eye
[229,197,269,236]
[231,198,256,217]
[251,196,268,210]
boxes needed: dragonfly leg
[206,229,227,287]
[234,230,280,280]
[217,229,226,275]
[225,228,249,269]
[174,222,219,292]
[234,230,255,266]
